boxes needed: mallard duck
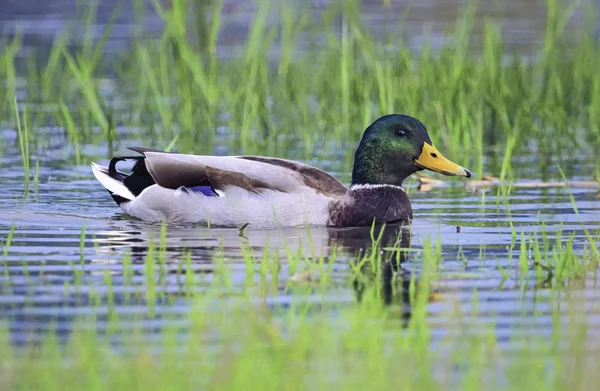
[92,114,471,228]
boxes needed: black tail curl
[106,156,156,205]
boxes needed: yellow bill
[414,142,472,178]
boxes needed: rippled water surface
[1,138,599,344]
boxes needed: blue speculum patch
[187,186,219,196]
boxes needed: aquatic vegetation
[0,0,599,181]
[1,0,600,390]
[0,221,598,390]
[12,98,30,196]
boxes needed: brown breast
[327,184,412,227]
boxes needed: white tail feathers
[91,162,136,201]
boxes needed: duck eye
[396,129,406,137]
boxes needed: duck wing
[130,148,348,197]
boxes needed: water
[1,0,600,350]
[1,0,598,57]
[1,135,599,344]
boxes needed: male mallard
[92,114,471,228]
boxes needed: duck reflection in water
[329,221,419,325]
[94,218,424,323]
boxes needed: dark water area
[2,0,599,59]
[1,0,600,348]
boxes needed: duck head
[351,114,471,186]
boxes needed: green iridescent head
[351,114,471,186]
